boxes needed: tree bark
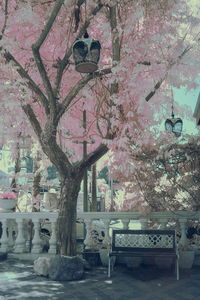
[32,157,41,212]
[10,143,20,193]
[57,176,82,256]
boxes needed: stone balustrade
[77,211,200,251]
[0,211,200,254]
[0,212,58,254]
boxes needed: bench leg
[176,258,179,280]
[108,256,111,278]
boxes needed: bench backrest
[112,229,177,253]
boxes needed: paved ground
[0,258,200,300]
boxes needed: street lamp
[83,109,88,212]
[165,114,183,137]
[72,32,101,73]
[165,88,183,137]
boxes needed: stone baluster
[7,219,15,252]
[121,219,130,230]
[24,220,33,253]
[159,218,168,229]
[102,219,111,248]
[14,219,26,253]
[31,219,42,253]
[0,219,8,252]
[49,219,57,254]
[140,218,148,229]
[83,219,93,249]
[178,218,188,247]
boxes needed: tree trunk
[32,157,41,212]
[57,176,82,256]
[10,143,21,193]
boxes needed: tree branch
[56,68,111,122]
[108,5,123,127]
[33,0,65,49]
[22,104,43,139]
[110,6,120,65]
[145,42,199,102]
[145,78,164,102]
[32,0,64,113]
[109,5,120,93]
[32,46,55,111]
[32,0,66,112]
[137,61,151,66]
[1,0,8,37]
[78,143,108,173]
[2,50,50,114]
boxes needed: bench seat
[108,229,179,280]
[109,251,177,257]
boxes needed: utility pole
[83,109,88,212]
[91,164,97,211]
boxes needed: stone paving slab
[0,258,200,300]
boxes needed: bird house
[73,33,101,73]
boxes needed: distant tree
[112,136,200,212]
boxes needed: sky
[174,87,199,112]
[173,87,199,135]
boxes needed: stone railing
[0,212,58,254]
[77,211,200,251]
[0,211,200,254]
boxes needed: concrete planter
[179,250,195,269]
[43,192,58,211]
[0,199,17,212]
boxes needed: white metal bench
[108,229,179,280]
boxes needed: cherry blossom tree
[1,0,200,255]
[111,135,200,213]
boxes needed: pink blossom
[0,192,17,199]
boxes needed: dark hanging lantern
[165,115,183,137]
[72,32,101,73]
[165,88,183,137]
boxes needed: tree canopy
[0,0,200,160]
[1,0,200,255]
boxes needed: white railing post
[178,218,188,247]
[7,219,16,252]
[14,219,26,253]
[121,219,130,230]
[48,219,57,254]
[31,219,42,254]
[140,218,148,229]
[159,218,168,229]
[102,219,111,247]
[84,219,93,249]
[0,219,8,252]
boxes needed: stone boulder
[34,257,51,276]
[48,255,84,281]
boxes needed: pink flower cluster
[0,192,17,199]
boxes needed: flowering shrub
[0,192,17,199]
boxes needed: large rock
[48,255,84,281]
[34,257,51,276]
